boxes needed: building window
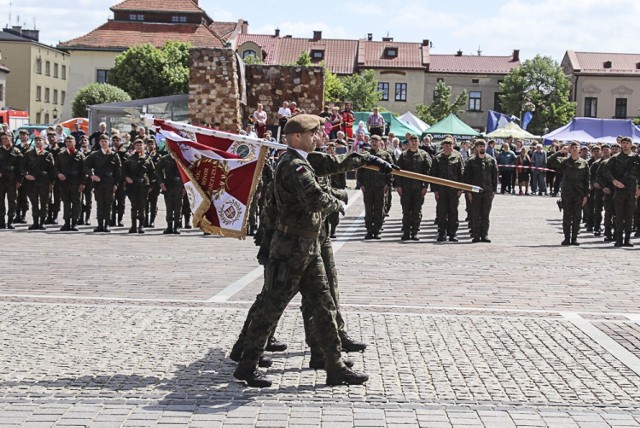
[584,97,597,117]
[36,57,42,74]
[44,113,50,124]
[493,92,503,112]
[130,14,144,21]
[615,98,627,119]
[53,89,58,105]
[44,88,50,103]
[36,112,41,124]
[171,16,187,22]
[61,91,66,106]
[242,50,257,59]
[378,82,389,101]
[45,61,50,76]
[62,65,67,80]
[395,83,407,102]
[384,47,398,58]
[54,63,59,78]
[472,79,479,84]
[36,86,42,101]
[96,69,109,84]
[468,91,482,111]
[310,50,324,60]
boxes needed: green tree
[415,81,468,125]
[108,41,192,99]
[242,54,263,65]
[342,69,381,111]
[324,67,346,103]
[499,55,575,135]
[72,83,130,118]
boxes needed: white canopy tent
[398,112,430,134]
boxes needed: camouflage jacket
[548,152,589,197]
[430,151,463,193]
[396,148,432,190]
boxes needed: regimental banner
[159,124,268,239]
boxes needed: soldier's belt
[277,224,320,239]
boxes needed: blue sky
[3,0,639,62]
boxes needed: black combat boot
[570,232,579,246]
[38,216,47,230]
[561,233,570,246]
[85,210,91,226]
[128,213,137,233]
[172,221,181,234]
[228,343,273,368]
[0,218,5,229]
[184,214,192,229]
[265,336,287,352]
[149,211,156,228]
[326,367,369,386]
[93,219,103,233]
[117,212,124,227]
[401,232,410,241]
[28,217,39,230]
[6,219,14,229]
[309,352,354,370]
[233,366,272,388]
[410,233,420,241]
[339,331,367,352]
[60,219,71,232]
[614,232,623,247]
[623,232,634,247]
[103,218,111,232]
[448,235,459,242]
[163,221,173,234]
[70,219,79,232]
[138,219,145,234]
[52,212,59,225]
[436,233,446,242]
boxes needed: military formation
[0,126,189,234]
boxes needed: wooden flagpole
[361,165,482,193]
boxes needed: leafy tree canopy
[415,81,467,125]
[72,83,130,118]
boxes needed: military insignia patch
[219,199,243,225]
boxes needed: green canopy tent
[352,112,421,137]
[426,114,481,141]
[484,121,540,140]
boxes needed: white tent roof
[398,111,430,133]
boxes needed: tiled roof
[211,21,238,42]
[429,54,519,74]
[111,0,204,14]
[59,20,223,50]
[357,40,428,69]
[566,51,640,75]
[237,34,358,75]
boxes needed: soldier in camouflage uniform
[54,136,87,232]
[85,134,122,233]
[110,134,128,227]
[14,129,31,223]
[45,131,63,225]
[602,136,640,247]
[123,139,155,234]
[590,145,607,237]
[463,140,498,243]
[144,139,161,228]
[23,135,55,230]
[0,131,22,229]
[356,134,393,239]
[233,115,369,388]
[396,134,432,241]
[431,137,464,242]
[156,153,184,234]
[548,142,590,245]
[78,136,93,226]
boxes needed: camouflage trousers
[562,192,582,237]
[239,232,345,372]
[400,188,425,234]
[363,186,386,234]
[436,189,460,237]
[613,190,635,235]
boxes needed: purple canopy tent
[542,117,640,145]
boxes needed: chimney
[313,30,322,41]
[422,39,430,47]
[456,49,463,56]
[240,20,248,35]
[4,26,39,42]
[512,49,520,62]
[382,36,394,42]
[367,33,373,41]
[274,28,280,37]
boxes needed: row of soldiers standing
[355,134,498,243]
[552,137,640,247]
[0,130,189,234]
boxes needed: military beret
[99,133,110,141]
[620,136,632,143]
[283,114,324,134]
[112,134,121,140]
[441,138,453,145]
[18,129,29,135]
[370,134,382,141]
[611,142,620,148]
[133,138,146,145]
[0,131,11,138]
[601,144,611,148]
[475,139,487,146]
